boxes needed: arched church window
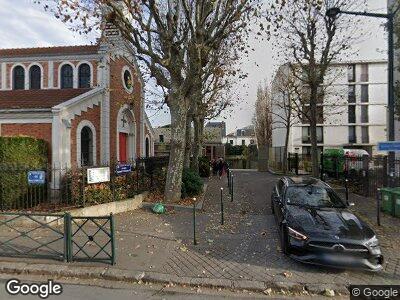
[29,65,41,89]
[78,63,91,88]
[81,126,94,166]
[145,137,150,158]
[13,66,25,90]
[61,64,73,89]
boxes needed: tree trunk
[191,116,204,174]
[184,114,192,169]
[283,125,290,173]
[309,88,319,178]
[164,94,188,203]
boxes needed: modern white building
[271,60,388,156]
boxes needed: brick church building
[0,25,155,169]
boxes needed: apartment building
[271,60,388,156]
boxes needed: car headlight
[288,226,308,241]
[366,235,379,247]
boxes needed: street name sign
[87,167,110,184]
[27,171,46,185]
[116,164,132,175]
[377,141,400,152]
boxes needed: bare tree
[47,0,259,202]
[266,0,365,177]
[254,82,272,171]
[270,65,299,173]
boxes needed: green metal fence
[0,212,115,265]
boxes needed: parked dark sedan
[271,176,383,271]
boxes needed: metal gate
[0,212,115,265]
[67,215,116,264]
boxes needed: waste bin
[380,188,395,215]
[392,190,400,218]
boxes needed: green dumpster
[380,188,395,215]
[392,190,400,218]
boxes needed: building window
[241,139,246,146]
[347,64,356,82]
[361,126,369,144]
[159,135,164,143]
[229,139,234,145]
[349,126,356,143]
[145,137,150,158]
[361,105,369,123]
[123,68,133,92]
[29,65,41,89]
[348,85,355,103]
[81,126,94,166]
[302,126,323,143]
[360,64,368,82]
[361,84,369,103]
[13,66,25,90]
[61,64,73,89]
[78,63,91,88]
[348,105,356,124]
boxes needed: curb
[0,261,349,296]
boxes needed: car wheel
[280,225,290,255]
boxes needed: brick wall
[70,105,101,167]
[0,123,52,162]
[109,57,143,162]
[2,59,98,90]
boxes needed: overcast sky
[0,0,388,133]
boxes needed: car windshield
[285,185,346,208]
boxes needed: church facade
[0,38,154,170]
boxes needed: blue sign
[378,142,400,152]
[116,164,132,175]
[28,171,46,185]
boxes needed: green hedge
[0,137,48,209]
[181,169,203,198]
[198,156,210,178]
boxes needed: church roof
[0,45,100,58]
[0,88,92,110]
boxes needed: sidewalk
[0,171,399,296]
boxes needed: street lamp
[326,6,399,183]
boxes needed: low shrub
[181,168,203,198]
[198,156,210,178]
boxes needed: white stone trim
[121,66,133,93]
[48,61,54,88]
[27,63,44,89]
[0,63,6,90]
[76,120,97,167]
[76,60,94,87]
[58,61,75,89]
[10,63,28,90]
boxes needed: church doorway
[117,107,136,163]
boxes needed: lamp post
[326,6,399,183]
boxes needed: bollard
[193,198,198,245]
[220,187,224,225]
[227,169,230,189]
[345,179,349,202]
[376,189,381,226]
[231,174,234,202]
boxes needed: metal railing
[0,157,169,211]
[0,212,116,265]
